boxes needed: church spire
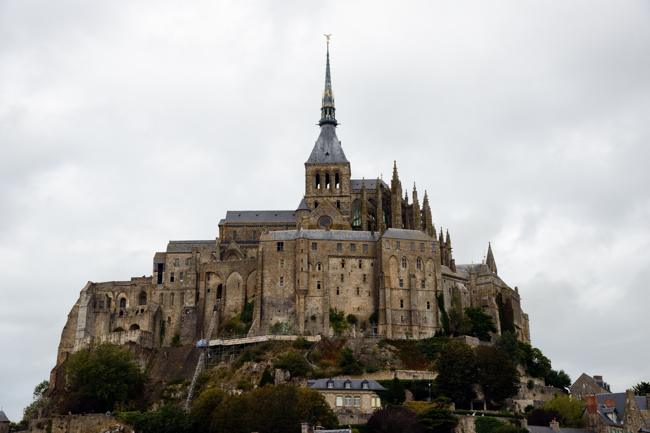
[319,34,337,126]
[486,242,498,275]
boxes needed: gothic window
[325,173,331,189]
[315,174,321,189]
[400,299,404,308]
[314,201,319,208]
[138,291,147,306]
[335,172,340,189]
[416,257,423,270]
[317,262,322,271]
[351,200,361,228]
[401,257,408,269]
[276,242,284,251]
[318,215,332,228]
[217,284,223,300]
[119,297,127,309]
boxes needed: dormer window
[327,380,334,389]
[344,380,352,389]
[361,380,369,389]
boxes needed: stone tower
[304,39,352,226]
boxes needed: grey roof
[350,178,389,191]
[166,240,216,253]
[308,378,386,391]
[219,210,297,225]
[595,392,649,421]
[265,229,379,242]
[528,427,594,433]
[306,124,348,164]
[0,410,9,422]
[297,198,310,211]
[382,228,434,241]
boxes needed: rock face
[52,45,531,383]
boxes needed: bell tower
[304,35,352,227]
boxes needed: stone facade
[54,44,531,368]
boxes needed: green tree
[273,351,311,378]
[339,348,363,375]
[296,387,338,428]
[519,344,551,379]
[545,369,571,390]
[543,395,585,427]
[475,417,504,433]
[383,376,406,405]
[119,404,192,433]
[475,346,520,407]
[633,381,650,395]
[367,406,425,433]
[190,387,226,432]
[329,309,347,335]
[22,380,52,422]
[62,343,146,413]
[259,367,274,387]
[417,407,458,433]
[464,308,497,342]
[435,341,477,407]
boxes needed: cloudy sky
[1,0,649,420]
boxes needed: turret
[412,183,421,231]
[376,178,385,233]
[391,161,403,228]
[486,242,498,275]
[422,190,434,237]
[361,178,368,231]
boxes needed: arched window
[351,200,361,228]
[401,257,408,269]
[335,172,340,189]
[416,257,423,270]
[119,297,127,309]
[217,284,223,300]
[138,291,147,305]
[314,201,319,208]
[113,327,125,333]
[317,262,322,271]
[315,173,321,189]
[129,324,140,331]
[325,173,331,189]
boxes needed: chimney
[585,395,598,414]
[550,419,560,433]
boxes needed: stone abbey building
[55,44,530,365]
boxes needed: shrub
[475,417,504,433]
[367,406,424,433]
[273,351,311,378]
[329,309,347,335]
[339,348,363,375]
[119,404,193,433]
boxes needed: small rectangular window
[399,278,404,288]
[317,281,321,290]
[336,396,343,407]
[400,299,404,308]
[421,279,425,288]
[340,274,344,283]
[180,272,185,283]
[276,242,284,251]
[385,240,390,249]
[410,242,415,251]
[363,274,367,283]
[279,276,284,286]
[396,241,401,250]
[337,243,343,252]
[174,258,180,267]
[350,243,356,252]
[358,259,362,268]
[311,242,317,251]
[363,243,369,253]
[420,242,425,252]
[170,272,175,283]
[356,287,360,296]
[280,259,285,268]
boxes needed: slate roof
[528,427,594,433]
[219,210,297,225]
[0,410,9,422]
[382,228,434,241]
[166,240,216,253]
[308,378,386,391]
[595,392,649,422]
[297,198,310,211]
[265,229,379,242]
[350,179,389,191]
[306,124,348,164]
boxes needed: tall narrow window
[335,172,340,189]
[315,173,321,189]
[325,173,331,189]
[279,276,284,287]
[170,272,175,283]
[417,257,422,270]
[138,291,147,305]
[340,274,344,282]
[400,299,404,308]
[356,287,360,296]
[119,297,127,309]
[337,243,343,252]
[427,301,431,310]
[317,262,322,271]
[311,242,317,251]
[401,257,407,269]
[336,287,340,295]
[180,271,185,282]
[276,242,284,252]
[399,278,404,288]
[341,259,346,268]
[317,281,321,290]
[336,200,341,209]
[156,263,164,284]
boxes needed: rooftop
[383,228,434,241]
[308,378,386,391]
[306,124,348,164]
[166,240,216,253]
[219,210,297,225]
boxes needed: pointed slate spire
[486,242,498,275]
[391,161,403,228]
[319,35,337,126]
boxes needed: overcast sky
[1,0,649,421]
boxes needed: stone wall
[29,414,131,433]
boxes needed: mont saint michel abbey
[55,43,530,366]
